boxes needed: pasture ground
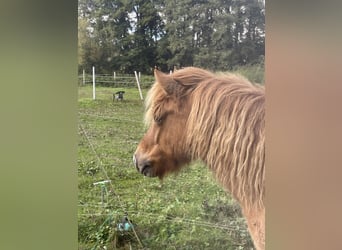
[78,85,254,249]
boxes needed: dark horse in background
[133,67,265,250]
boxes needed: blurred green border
[0,1,78,249]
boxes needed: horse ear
[154,69,178,95]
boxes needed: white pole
[92,66,96,100]
[113,71,116,81]
[138,71,141,80]
[83,69,85,85]
[134,71,143,100]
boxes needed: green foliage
[78,84,256,249]
[232,61,265,84]
[78,0,265,74]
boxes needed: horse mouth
[133,154,156,177]
[141,164,155,177]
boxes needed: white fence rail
[79,67,153,100]
[78,68,144,88]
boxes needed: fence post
[134,71,143,100]
[113,71,116,81]
[92,66,96,100]
[83,69,85,85]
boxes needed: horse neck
[185,85,265,209]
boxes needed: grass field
[78,85,254,249]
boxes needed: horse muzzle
[133,153,156,177]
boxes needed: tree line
[78,0,265,74]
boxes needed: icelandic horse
[133,67,265,249]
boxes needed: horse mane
[146,67,265,210]
[144,67,214,126]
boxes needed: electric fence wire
[79,111,142,124]
[79,119,248,248]
[78,209,246,232]
[79,123,143,248]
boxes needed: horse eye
[154,117,163,125]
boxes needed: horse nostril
[141,162,151,175]
[133,153,153,176]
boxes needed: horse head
[133,69,192,178]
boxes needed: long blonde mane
[146,67,265,210]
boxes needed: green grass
[78,85,254,249]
